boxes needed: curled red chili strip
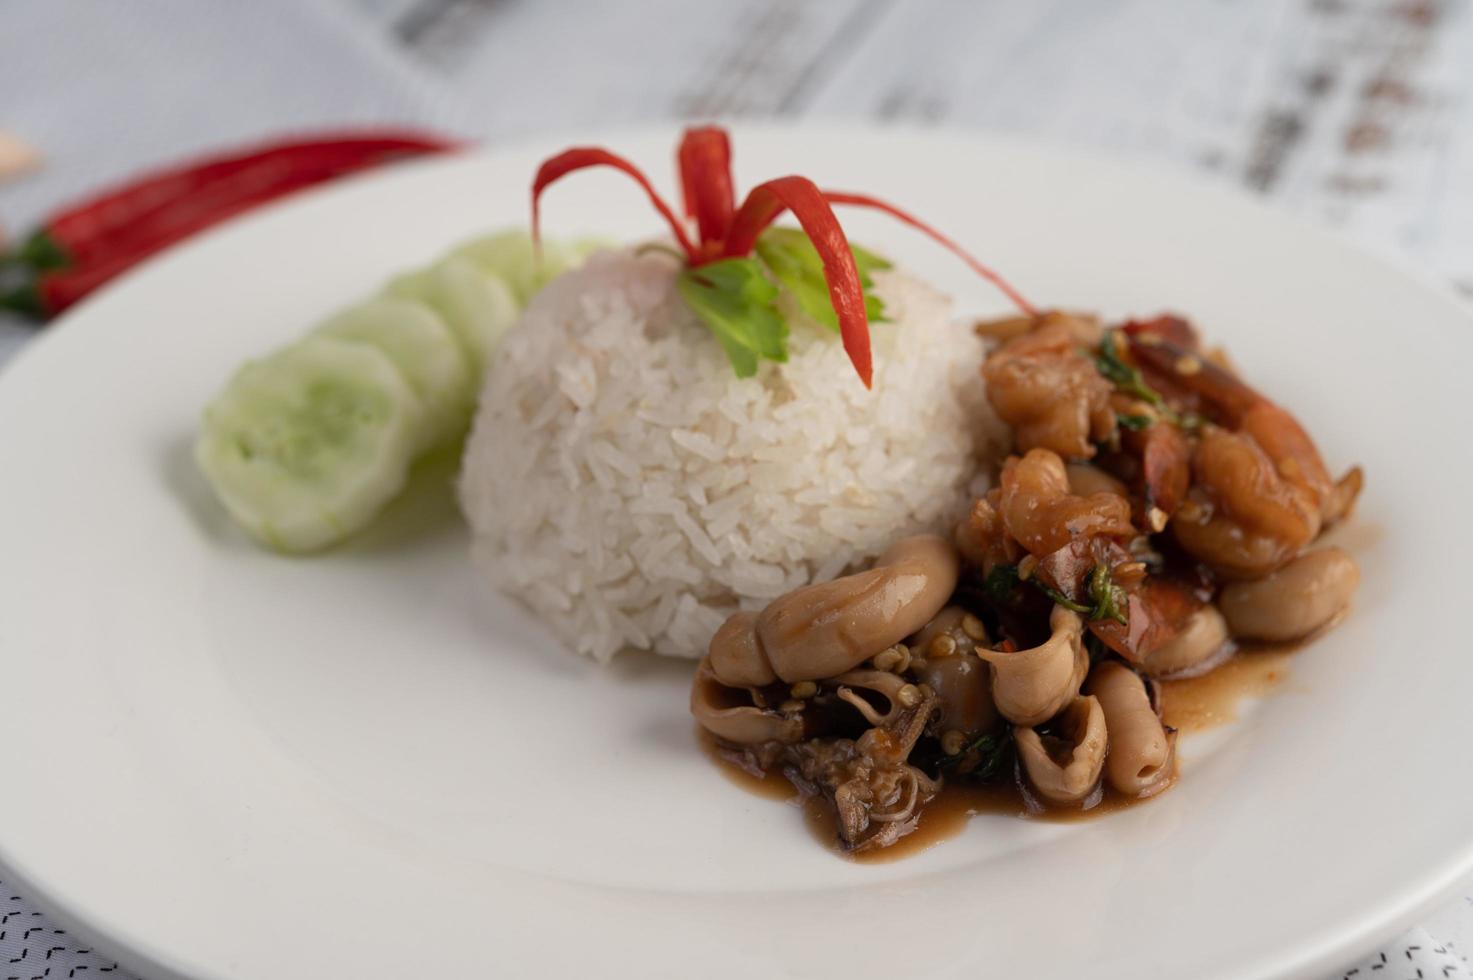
[532,147,698,261]
[725,176,874,388]
[823,191,1037,317]
[528,126,1034,388]
[676,127,735,257]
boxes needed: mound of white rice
[459,249,1005,662]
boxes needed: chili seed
[789,681,817,699]
[940,730,968,756]
[896,684,922,708]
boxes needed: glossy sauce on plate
[703,647,1291,862]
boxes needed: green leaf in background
[677,258,789,378]
[753,227,891,332]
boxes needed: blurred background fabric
[1,1,1471,978]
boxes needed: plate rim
[1,120,1470,980]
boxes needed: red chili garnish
[531,126,1036,388]
[723,176,874,387]
[822,192,1038,318]
[532,147,698,261]
[676,127,735,258]
[1,129,459,321]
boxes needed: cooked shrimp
[983,314,1117,460]
[1175,426,1322,577]
[953,493,1018,574]
[998,448,1135,556]
[1127,334,1362,575]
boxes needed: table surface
[1,1,1471,977]
[360,0,1473,296]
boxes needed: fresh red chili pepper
[15,130,457,272]
[676,127,735,257]
[724,176,874,387]
[66,154,377,272]
[532,147,698,261]
[9,164,349,318]
[822,191,1037,317]
[20,254,127,319]
[1,129,459,320]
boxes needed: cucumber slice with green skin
[317,297,472,452]
[195,337,420,553]
[449,230,602,305]
[384,255,518,376]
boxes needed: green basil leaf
[1092,330,1200,432]
[754,227,889,333]
[937,727,1014,782]
[1087,563,1129,626]
[983,564,1021,603]
[1116,412,1155,431]
[677,258,788,378]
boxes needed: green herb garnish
[1092,329,1198,431]
[1024,563,1129,625]
[940,728,1015,781]
[679,228,889,378]
[676,258,789,378]
[1086,563,1128,626]
[984,564,1021,603]
[1037,582,1090,614]
[1116,412,1155,431]
[754,227,890,331]
[984,561,1126,626]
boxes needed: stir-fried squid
[692,311,1363,854]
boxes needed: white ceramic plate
[0,126,1470,980]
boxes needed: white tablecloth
[0,2,1468,977]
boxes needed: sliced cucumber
[195,337,420,553]
[450,230,601,305]
[384,255,518,375]
[317,297,473,452]
[196,227,601,553]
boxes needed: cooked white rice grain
[459,249,1006,662]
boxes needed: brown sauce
[700,728,1163,862]
[838,781,1158,863]
[1159,646,1293,733]
[699,645,1299,862]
